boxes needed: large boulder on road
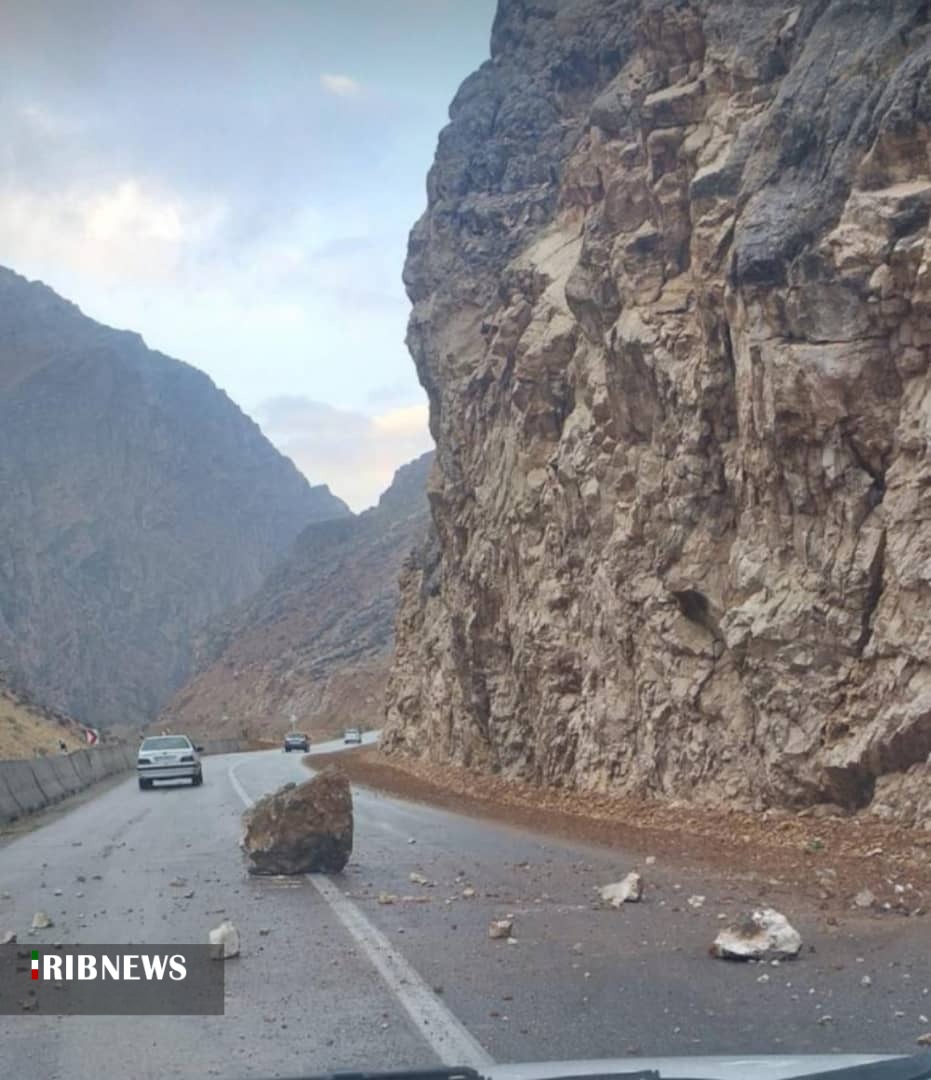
[241,768,353,875]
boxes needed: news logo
[29,949,188,982]
[2,944,223,1014]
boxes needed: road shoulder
[308,747,930,921]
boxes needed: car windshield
[2,4,930,1080]
[140,736,190,751]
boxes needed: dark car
[283,732,310,753]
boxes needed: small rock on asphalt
[600,872,643,906]
[31,912,53,930]
[488,918,514,940]
[1,931,16,944]
[710,909,802,961]
[208,919,240,960]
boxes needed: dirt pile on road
[382,0,931,820]
[241,768,353,875]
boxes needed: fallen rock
[853,888,876,910]
[917,1033,931,1047]
[711,909,802,961]
[461,886,476,899]
[377,893,397,905]
[600,872,643,906]
[31,912,53,930]
[1,931,16,944]
[687,895,706,909]
[488,918,514,940]
[209,919,240,959]
[409,872,429,886]
[241,768,353,875]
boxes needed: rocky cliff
[0,267,348,728]
[162,452,432,739]
[382,0,931,824]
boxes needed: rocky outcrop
[0,267,348,728]
[383,0,931,819]
[241,769,353,874]
[162,453,432,739]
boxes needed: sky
[0,0,497,510]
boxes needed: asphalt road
[0,739,928,1079]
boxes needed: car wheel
[192,771,203,787]
[138,778,150,791]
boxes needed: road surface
[0,739,928,1079]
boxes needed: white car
[343,728,363,745]
[137,735,203,790]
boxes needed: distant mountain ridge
[0,266,349,728]
[161,451,433,739]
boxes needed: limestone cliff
[0,267,349,728]
[162,453,432,739]
[382,0,931,824]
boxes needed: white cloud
[320,73,362,98]
[255,396,433,512]
[0,179,227,283]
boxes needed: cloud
[0,178,227,283]
[255,396,433,512]
[319,73,362,98]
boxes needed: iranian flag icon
[31,951,38,980]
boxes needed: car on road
[283,731,310,752]
[136,735,203,789]
[343,727,363,744]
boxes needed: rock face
[0,267,348,728]
[383,0,931,819]
[162,453,432,739]
[241,769,353,875]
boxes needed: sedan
[137,735,203,790]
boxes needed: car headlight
[137,757,151,765]
[179,755,194,763]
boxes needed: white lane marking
[227,757,255,808]
[228,759,493,1070]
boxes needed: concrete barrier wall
[199,738,244,756]
[0,737,248,824]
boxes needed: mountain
[0,267,349,728]
[161,452,433,739]
[381,0,931,825]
